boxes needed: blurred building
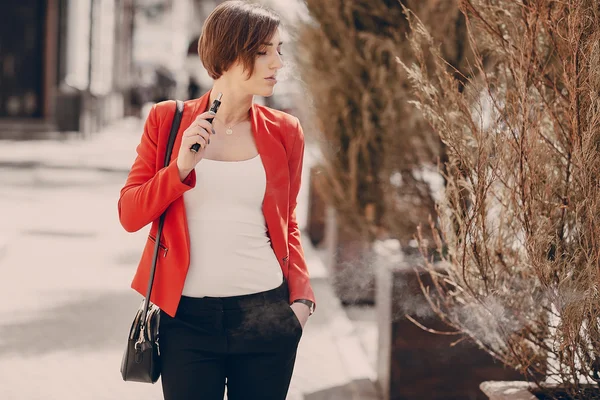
[184,0,221,95]
[0,0,307,138]
[132,0,200,106]
[0,0,134,136]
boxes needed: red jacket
[118,91,315,317]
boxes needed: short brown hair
[198,1,280,80]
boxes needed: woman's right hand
[176,112,215,181]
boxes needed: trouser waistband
[177,279,289,312]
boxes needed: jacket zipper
[148,234,169,257]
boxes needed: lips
[265,76,277,83]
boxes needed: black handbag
[120,100,184,384]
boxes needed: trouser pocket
[283,301,303,335]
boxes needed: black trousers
[159,279,303,400]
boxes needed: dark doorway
[0,1,46,118]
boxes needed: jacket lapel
[251,103,288,262]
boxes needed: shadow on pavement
[0,292,137,356]
[0,165,127,189]
[0,161,130,174]
[304,378,382,400]
[22,229,98,239]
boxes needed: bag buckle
[134,325,146,351]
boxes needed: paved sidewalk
[0,118,380,400]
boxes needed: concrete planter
[375,253,522,400]
[480,381,537,400]
[480,381,600,399]
[321,206,376,305]
[331,223,375,305]
[307,164,376,304]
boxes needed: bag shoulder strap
[142,100,184,322]
[163,100,184,168]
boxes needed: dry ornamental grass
[296,0,472,246]
[401,0,600,397]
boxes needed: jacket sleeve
[118,103,196,233]
[287,117,316,309]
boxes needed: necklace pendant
[226,128,233,135]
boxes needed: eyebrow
[263,42,283,46]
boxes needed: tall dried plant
[296,0,470,246]
[401,0,600,395]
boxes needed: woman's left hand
[290,302,310,329]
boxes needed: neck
[209,80,253,126]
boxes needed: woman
[118,1,316,399]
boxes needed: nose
[270,52,283,70]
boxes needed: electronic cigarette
[191,92,223,153]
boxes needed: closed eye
[257,50,283,56]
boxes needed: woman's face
[228,29,284,97]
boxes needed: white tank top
[181,154,283,298]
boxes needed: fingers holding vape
[176,112,215,181]
[190,92,222,153]
[189,118,212,153]
[185,126,210,151]
[176,92,223,182]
